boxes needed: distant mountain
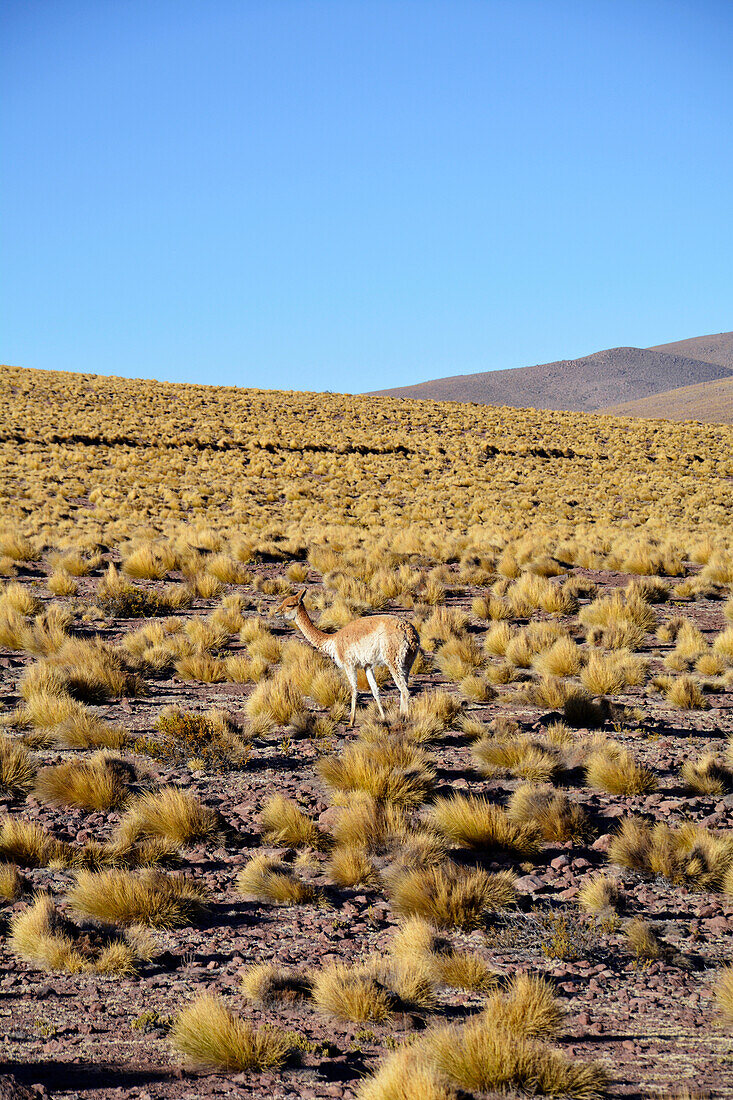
[368,335,733,413]
[599,374,733,424]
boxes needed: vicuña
[275,589,420,726]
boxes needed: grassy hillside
[2,365,732,560]
[599,374,733,424]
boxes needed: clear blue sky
[2,1,732,392]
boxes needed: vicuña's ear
[297,588,306,604]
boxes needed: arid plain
[1,365,733,1100]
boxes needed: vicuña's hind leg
[344,665,358,727]
[365,666,386,720]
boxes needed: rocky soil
[1,559,733,1099]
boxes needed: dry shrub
[258,794,328,850]
[34,754,132,811]
[146,707,249,769]
[311,962,394,1022]
[0,734,36,796]
[388,863,515,928]
[237,853,320,905]
[578,874,622,914]
[585,747,657,795]
[68,869,209,927]
[117,787,221,846]
[428,794,541,856]
[508,784,590,843]
[318,739,435,806]
[9,894,151,975]
[170,994,293,1071]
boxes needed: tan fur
[275,590,419,726]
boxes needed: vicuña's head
[274,589,306,621]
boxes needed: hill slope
[368,343,733,412]
[648,331,733,371]
[599,373,733,423]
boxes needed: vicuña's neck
[294,605,330,651]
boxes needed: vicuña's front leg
[365,666,386,720]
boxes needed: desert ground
[1,365,733,1100]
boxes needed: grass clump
[715,967,733,1028]
[0,864,25,900]
[117,787,221,846]
[171,994,294,1071]
[318,739,435,806]
[428,794,541,857]
[473,735,560,784]
[665,675,708,709]
[427,1015,606,1097]
[33,753,132,811]
[9,894,153,975]
[258,794,329,850]
[241,962,312,1005]
[608,818,733,892]
[625,918,662,960]
[682,754,733,796]
[0,817,68,867]
[245,673,306,730]
[311,962,395,1022]
[585,746,657,795]
[388,863,516,928]
[578,873,623,914]
[237,853,321,905]
[67,868,209,927]
[508,784,591,843]
[0,734,36,796]
[483,972,563,1039]
[356,1045,456,1100]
